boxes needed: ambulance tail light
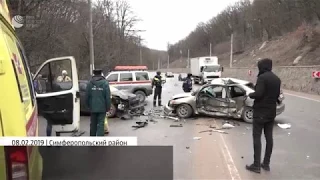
[5,146,29,180]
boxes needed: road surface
[38,73,320,180]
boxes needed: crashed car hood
[111,89,136,100]
[171,92,193,99]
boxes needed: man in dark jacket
[86,69,111,136]
[246,58,281,173]
[152,71,163,107]
[182,73,193,92]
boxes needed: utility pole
[126,29,146,65]
[88,0,94,75]
[230,33,233,68]
[18,0,22,14]
[139,35,142,65]
[209,43,212,56]
[187,49,190,68]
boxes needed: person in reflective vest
[152,71,163,107]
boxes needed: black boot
[261,163,270,171]
[245,164,261,173]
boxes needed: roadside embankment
[158,66,320,95]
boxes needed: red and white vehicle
[105,66,153,102]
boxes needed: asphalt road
[38,73,320,180]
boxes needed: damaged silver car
[164,78,285,123]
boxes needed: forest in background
[167,0,320,67]
[8,0,167,78]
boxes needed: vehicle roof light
[114,66,148,71]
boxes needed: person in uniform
[86,69,111,136]
[182,73,193,92]
[152,71,163,107]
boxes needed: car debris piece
[193,137,202,140]
[209,125,216,129]
[199,130,213,133]
[222,123,235,129]
[199,129,228,134]
[170,124,183,127]
[132,121,148,129]
[277,123,291,129]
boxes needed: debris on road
[170,124,183,127]
[278,123,291,129]
[209,125,216,129]
[223,120,240,126]
[199,129,228,134]
[132,121,148,129]
[199,130,213,133]
[221,123,235,129]
[186,146,190,149]
[307,155,310,159]
[193,137,202,140]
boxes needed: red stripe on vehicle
[109,80,151,85]
[26,105,38,157]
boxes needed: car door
[227,85,246,112]
[79,81,89,112]
[33,56,80,133]
[196,85,230,115]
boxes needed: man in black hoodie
[86,69,111,136]
[246,58,281,173]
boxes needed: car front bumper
[276,103,285,115]
[164,103,175,116]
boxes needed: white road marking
[214,120,241,180]
[284,92,320,103]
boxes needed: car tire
[242,106,253,123]
[134,90,146,103]
[176,104,193,118]
[106,103,117,118]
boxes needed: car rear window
[120,73,133,81]
[135,72,149,81]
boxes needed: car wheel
[106,104,117,118]
[134,90,146,103]
[242,107,253,123]
[176,104,193,118]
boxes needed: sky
[126,0,239,51]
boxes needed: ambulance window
[17,44,35,106]
[120,73,133,81]
[35,60,73,93]
[106,74,118,82]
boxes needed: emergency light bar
[114,66,148,71]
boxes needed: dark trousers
[90,112,106,136]
[253,119,274,166]
[46,120,52,136]
[153,87,162,106]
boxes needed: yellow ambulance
[0,1,80,179]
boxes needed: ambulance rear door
[33,56,80,133]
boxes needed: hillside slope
[169,24,320,68]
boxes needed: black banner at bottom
[40,146,173,180]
